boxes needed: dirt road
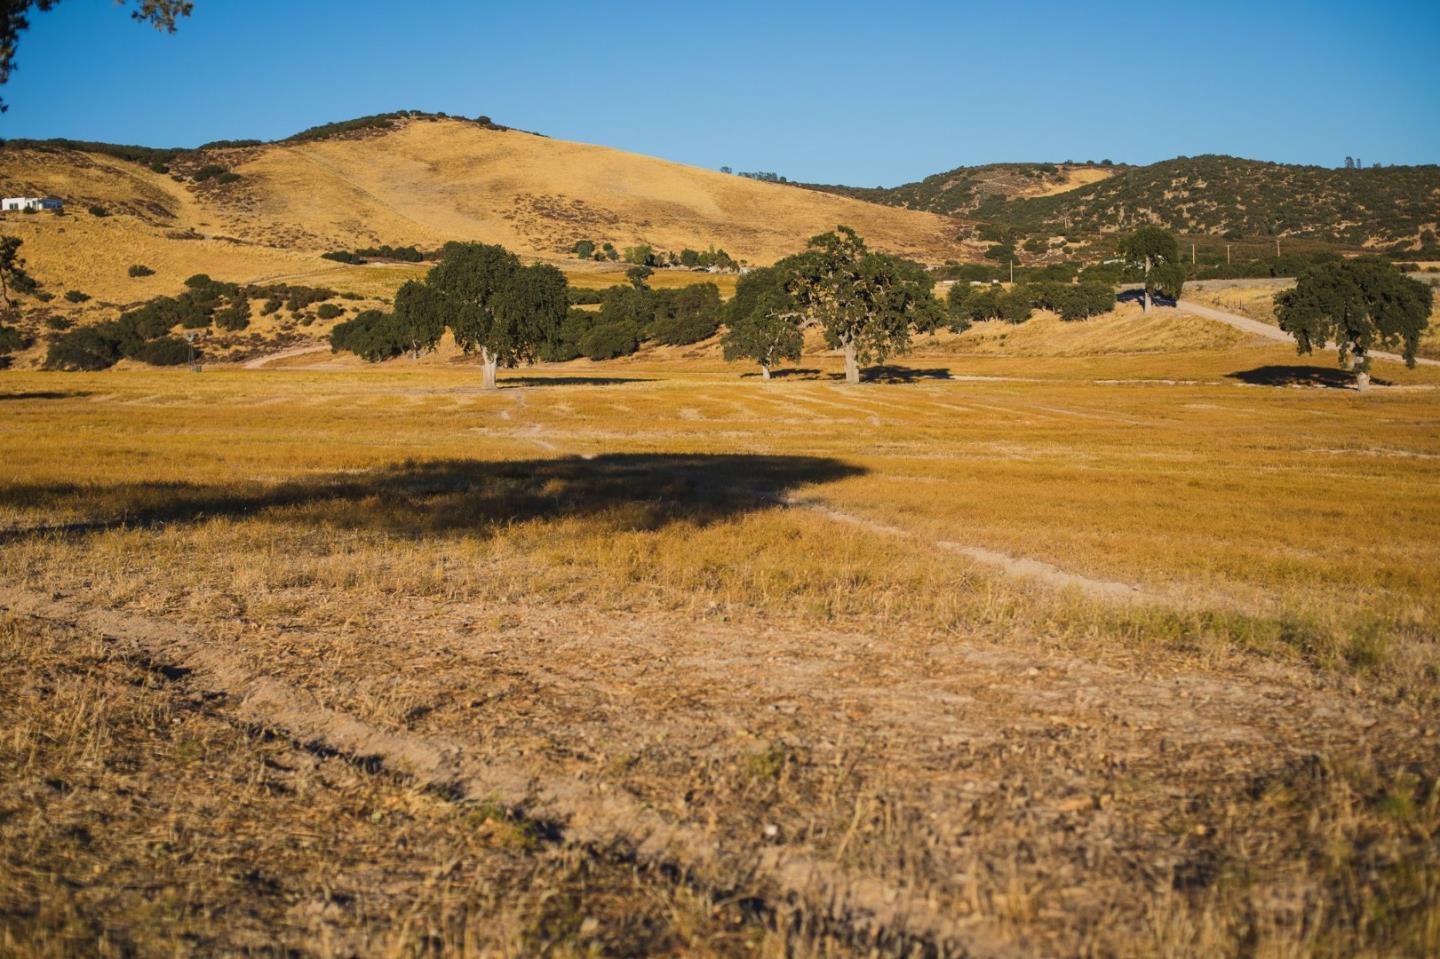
[1174,298,1440,367]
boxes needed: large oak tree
[1274,258,1432,392]
[1117,226,1183,314]
[786,227,942,384]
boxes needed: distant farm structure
[2,196,63,212]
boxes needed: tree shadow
[739,368,824,380]
[862,366,953,383]
[0,391,93,402]
[1117,289,1177,308]
[1227,365,1390,389]
[0,454,864,546]
[499,376,656,388]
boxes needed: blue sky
[3,0,1438,186]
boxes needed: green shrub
[316,303,344,320]
[321,251,365,265]
[128,264,155,277]
[63,290,91,303]
[646,283,721,345]
[43,316,72,331]
[260,296,282,315]
[578,320,639,360]
[997,288,1034,323]
[214,298,250,331]
[132,336,192,366]
[329,309,406,362]
[216,172,242,185]
[192,164,227,182]
[87,205,110,218]
[44,326,122,370]
[0,324,32,353]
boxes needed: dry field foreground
[2,333,1439,957]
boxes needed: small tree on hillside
[0,235,38,306]
[1117,226,1182,313]
[427,243,568,388]
[787,227,942,384]
[1274,258,1432,392]
[625,265,653,289]
[723,263,804,379]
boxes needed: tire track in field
[0,586,1016,959]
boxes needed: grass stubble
[1,328,1438,956]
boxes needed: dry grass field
[3,309,1439,957]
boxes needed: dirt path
[1174,299,1440,367]
[242,343,331,369]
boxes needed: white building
[2,197,63,212]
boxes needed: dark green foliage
[1118,227,1183,305]
[568,288,605,306]
[985,243,1015,262]
[323,245,427,265]
[0,138,185,167]
[935,262,1002,284]
[622,245,655,266]
[1275,258,1433,375]
[578,319,639,361]
[214,297,249,331]
[1022,237,1047,254]
[316,303,344,320]
[391,279,446,356]
[723,265,804,374]
[127,264,155,277]
[191,164,227,182]
[63,289,90,303]
[131,336,191,365]
[184,273,213,289]
[43,315,70,331]
[788,227,944,380]
[0,234,37,305]
[44,326,122,370]
[216,171,241,185]
[996,288,1034,324]
[949,285,999,325]
[572,239,596,260]
[329,309,406,362]
[197,139,262,150]
[625,265,653,289]
[260,296,282,315]
[87,204,110,217]
[536,308,594,362]
[281,111,510,145]
[647,283,721,345]
[0,322,32,354]
[1026,281,1115,320]
[984,156,1440,246]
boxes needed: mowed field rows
[2,337,1439,956]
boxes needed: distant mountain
[804,154,1440,250]
[802,162,1126,216]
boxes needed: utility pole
[1275,238,1281,258]
[1226,243,1231,265]
[1009,259,1014,284]
[1191,242,1196,265]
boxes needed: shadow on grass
[1227,366,1390,389]
[498,376,656,388]
[0,391,93,402]
[1116,289,1177,309]
[739,368,825,380]
[0,454,864,545]
[863,366,953,384]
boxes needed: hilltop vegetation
[984,155,1440,248]
[803,162,1123,215]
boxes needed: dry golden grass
[2,327,1438,956]
[1030,165,1116,197]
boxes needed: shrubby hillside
[977,156,1440,248]
[803,162,1121,215]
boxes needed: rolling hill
[809,154,1440,249]
[0,113,965,309]
[801,162,1123,216]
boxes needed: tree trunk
[481,348,498,390]
[842,341,860,385]
[1354,351,1370,393]
[760,363,771,381]
[1142,255,1152,314]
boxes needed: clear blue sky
[3,0,1438,186]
